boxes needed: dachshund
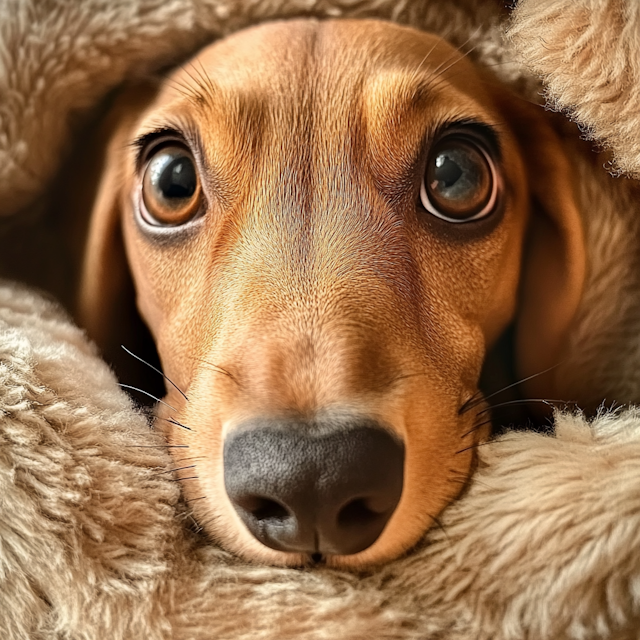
[72,18,585,568]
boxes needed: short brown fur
[78,19,584,567]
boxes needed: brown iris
[420,136,498,223]
[141,146,202,226]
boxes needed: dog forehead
[161,19,491,118]
[172,19,443,83]
[127,20,512,271]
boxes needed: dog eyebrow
[365,70,503,138]
[407,63,482,104]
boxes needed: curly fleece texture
[508,0,640,178]
[1,0,640,638]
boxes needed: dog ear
[507,98,586,401]
[76,83,162,386]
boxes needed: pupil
[158,156,196,199]
[434,155,462,187]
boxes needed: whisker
[460,362,565,414]
[475,398,575,417]
[430,45,478,83]
[456,441,495,455]
[154,464,196,477]
[165,77,205,106]
[119,384,178,412]
[180,62,218,106]
[423,59,484,99]
[167,418,192,432]
[418,40,488,98]
[189,356,240,386]
[408,40,441,87]
[150,64,209,107]
[461,418,493,439]
[424,66,523,109]
[121,345,189,401]
[458,389,485,415]
[428,514,451,544]
[427,27,482,80]
[195,59,218,102]
[156,415,194,432]
[180,63,206,91]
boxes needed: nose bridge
[240,201,415,396]
[251,313,397,410]
[213,101,421,410]
[241,151,417,318]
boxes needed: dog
[71,18,585,568]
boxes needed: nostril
[337,497,385,529]
[236,496,290,522]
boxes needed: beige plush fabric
[508,0,640,179]
[1,0,640,638]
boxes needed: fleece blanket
[1,1,640,638]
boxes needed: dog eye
[141,146,202,226]
[419,136,498,223]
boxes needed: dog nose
[223,419,404,556]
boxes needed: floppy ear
[507,99,586,401]
[76,84,162,387]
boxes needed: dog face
[79,19,584,568]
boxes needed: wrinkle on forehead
[160,20,499,156]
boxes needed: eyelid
[431,120,503,161]
[138,146,206,229]
[418,123,503,224]
[405,119,502,196]
[131,123,208,174]
[420,142,500,223]
[131,128,189,170]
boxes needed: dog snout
[223,418,404,556]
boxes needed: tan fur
[78,20,586,567]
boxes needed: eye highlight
[141,145,203,226]
[419,134,499,223]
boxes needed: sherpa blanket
[1,1,640,639]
